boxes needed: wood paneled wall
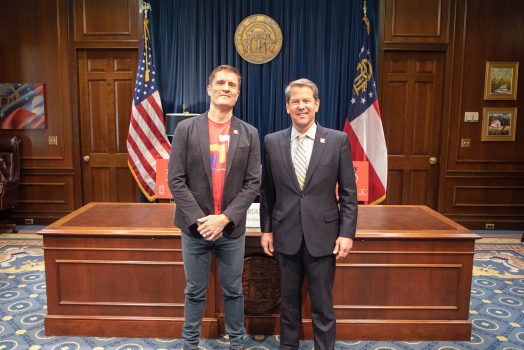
[380,0,524,229]
[0,0,77,223]
[0,0,139,224]
[1,0,522,229]
[442,0,524,229]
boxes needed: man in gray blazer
[168,65,260,350]
[260,78,358,350]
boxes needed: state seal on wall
[234,14,283,64]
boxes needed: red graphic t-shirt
[208,118,231,214]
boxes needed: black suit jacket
[168,113,260,238]
[260,125,358,257]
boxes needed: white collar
[291,123,317,141]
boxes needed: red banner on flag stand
[353,161,369,202]
[155,159,172,199]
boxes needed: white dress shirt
[290,123,317,170]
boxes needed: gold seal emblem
[235,14,283,64]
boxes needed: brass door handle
[429,157,438,165]
[83,155,91,163]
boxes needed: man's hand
[197,214,230,241]
[333,237,353,260]
[260,232,274,256]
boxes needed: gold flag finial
[140,2,151,19]
[362,0,370,34]
[140,2,152,82]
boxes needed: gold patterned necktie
[294,134,307,190]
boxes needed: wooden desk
[41,203,478,340]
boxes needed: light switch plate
[464,112,479,122]
[461,138,471,147]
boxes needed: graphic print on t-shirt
[209,119,231,214]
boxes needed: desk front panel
[42,203,478,340]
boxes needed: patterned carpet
[1,233,523,350]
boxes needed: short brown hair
[208,65,242,89]
[285,78,319,102]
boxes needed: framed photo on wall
[481,107,517,141]
[484,61,519,100]
[0,83,46,129]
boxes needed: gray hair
[284,78,319,102]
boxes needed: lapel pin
[233,129,239,135]
[320,138,326,143]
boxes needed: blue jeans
[181,232,246,350]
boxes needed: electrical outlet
[24,218,34,225]
[461,138,471,148]
[48,136,58,145]
[485,223,495,230]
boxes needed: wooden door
[380,52,445,208]
[78,49,140,203]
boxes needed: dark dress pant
[275,239,336,350]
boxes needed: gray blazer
[168,113,260,238]
[260,124,358,257]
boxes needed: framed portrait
[484,61,519,100]
[0,83,46,129]
[481,107,517,141]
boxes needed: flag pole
[127,1,171,202]
[363,0,370,34]
[343,0,388,205]
[140,2,151,82]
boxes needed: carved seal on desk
[234,14,282,64]
[242,255,280,313]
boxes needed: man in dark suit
[260,78,358,350]
[168,65,260,350]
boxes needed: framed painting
[481,107,517,141]
[0,83,46,129]
[484,61,519,100]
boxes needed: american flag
[127,12,171,201]
[343,3,387,204]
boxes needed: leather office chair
[0,135,22,232]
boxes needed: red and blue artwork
[0,83,46,129]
